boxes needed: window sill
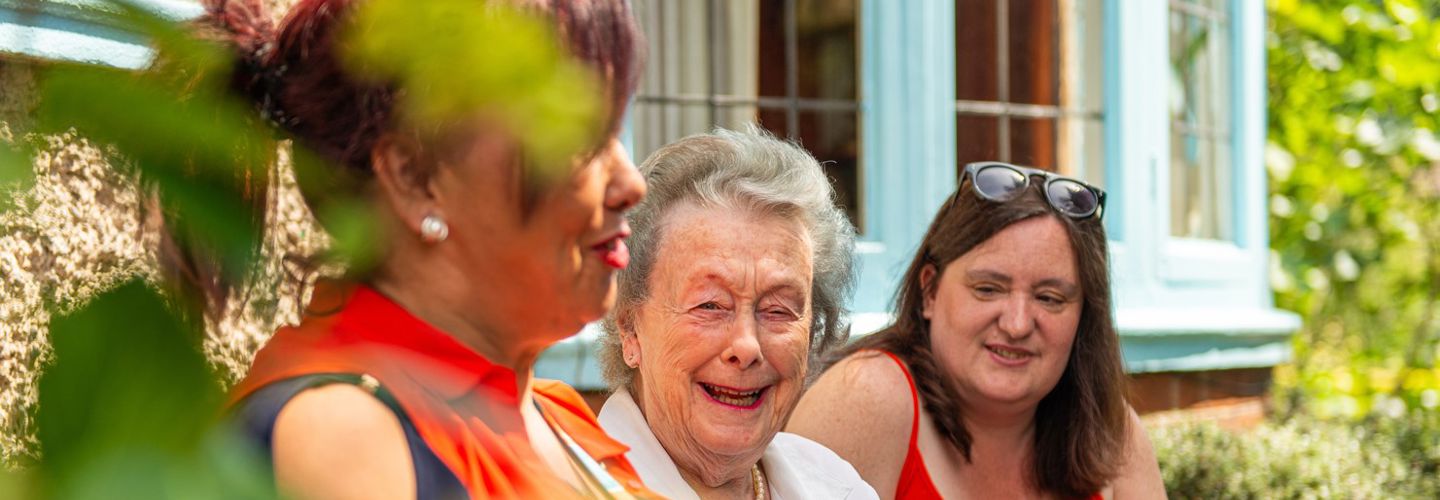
[0,0,202,69]
[1117,305,1300,373]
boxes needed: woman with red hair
[198,0,655,497]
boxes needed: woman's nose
[997,296,1037,339]
[722,315,763,370]
[604,140,646,212]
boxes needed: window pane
[955,0,999,102]
[957,115,1002,168]
[1011,117,1058,170]
[955,1,1105,180]
[1168,6,1232,239]
[631,0,864,231]
[1171,132,1232,239]
[798,110,862,229]
[755,107,791,137]
[1081,118,1106,188]
[797,0,859,100]
[1009,0,1059,106]
[632,102,713,161]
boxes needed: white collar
[597,389,876,500]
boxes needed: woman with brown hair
[787,162,1164,499]
[196,0,657,498]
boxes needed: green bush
[1153,411,1440,499]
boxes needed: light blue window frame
[852,0,1300,373]
[1108,0,1298,373]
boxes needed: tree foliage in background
[1267,0,1440,418]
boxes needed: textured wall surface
[0,0,320,464]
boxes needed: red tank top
[879,350,945,500]
[878,350,1102,500]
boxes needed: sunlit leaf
[341,0,604,182]
[0,141,33,199]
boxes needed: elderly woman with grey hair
[596,126,877,499]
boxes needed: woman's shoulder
[271,383,415,499]
[786,349,916,498]
[800,349,915,418]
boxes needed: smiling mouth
[986,345,1034,361]
[699,383,767,409]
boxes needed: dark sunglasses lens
[1047,179,1099,217]
[974,166,1027,201]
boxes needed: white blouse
[597,389,879,500]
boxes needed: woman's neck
[632,387,760,499]
[369,274,544,393]
[677,462,756,500]
[954,404,1040,495]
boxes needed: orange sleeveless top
[878,350,1102,500]
[230,283,658,499]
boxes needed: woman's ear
[618,314,643,369]
[371,133,440,237]
[919,264,939,320]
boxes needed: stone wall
[0,0,314,466]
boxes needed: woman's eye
[1037,294,1067,306]
[695,301,722,311]
[973,285,1003,297]
[762,308,797,320]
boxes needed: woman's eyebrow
[967,270,1080,296]
[965,269,1012,284]
[1036,278,1081,297]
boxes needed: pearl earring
[420,214,449,243]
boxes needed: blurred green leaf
[38,282,215,474]
[1269,0,1440,419]
[35,32,273,285]
[0,140,33,199]
[38,281,273,499]
[320,197,384,275]
[342,0,604,181]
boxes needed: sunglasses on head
[957,161,1107,220]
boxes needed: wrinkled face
[433,136,645,341]
[623,204,813,470]
[923,216,1082,411]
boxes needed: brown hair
[167,0,643,319]
[839,177,1129,497]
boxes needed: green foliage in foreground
[1152,411,1440,499]
[1267,0,1440,416]
[26,281,275,499]
[0,0,612,491]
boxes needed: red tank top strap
[878,350,923,454]
[875,350,944,500]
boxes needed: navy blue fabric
[231,374,468,500]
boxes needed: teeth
[987,346,1028,360]
[702,383,762,407]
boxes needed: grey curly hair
[598,125,858,393]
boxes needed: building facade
[0,0,1299,418]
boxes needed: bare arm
[787,352,914,500]
[1107,408,1166,500]
[272,384,416,500]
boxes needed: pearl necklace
[751,462,768,500]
